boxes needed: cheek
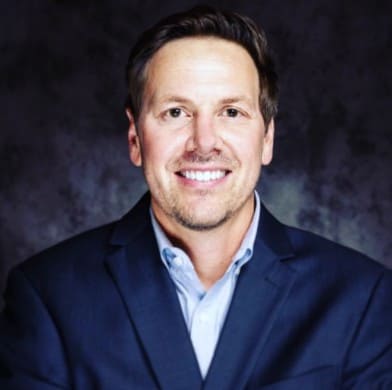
[141,130,183,167]
[228,130,264,161]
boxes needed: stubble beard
[147,152,260,232]
[154,185,255,232]
[172,201,233,231]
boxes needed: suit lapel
[105,195,298,389]
[105,194,202,390]
[203,204,297,390]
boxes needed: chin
[173,210,231,231]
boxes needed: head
[125,7,277,233]
[125,5,278,127]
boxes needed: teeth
[182,170,226,182]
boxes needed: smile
[179,170,227,182]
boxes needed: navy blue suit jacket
[1,193,391,389]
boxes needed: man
[0,6,391,389]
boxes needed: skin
[127,37,274,288]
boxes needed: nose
[186,115,221,155]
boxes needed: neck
[154,196,255,289]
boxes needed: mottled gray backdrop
[1,0,391,294]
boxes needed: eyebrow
[219,96,253,106]
[152,94,254,106]
[152,95,193,106]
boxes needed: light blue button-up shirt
[150,192,260,378]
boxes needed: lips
[178,170,228,182]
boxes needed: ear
[261,118,274,166]
[126,108,142,167]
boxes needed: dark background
[1,0,391,295]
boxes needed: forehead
[143,37,260,104]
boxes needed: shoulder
[258,202,388,281]
[285,224,387,276]
[19,222,116,276]
[14,193,152,286]
[281,224,392,312]
[258,201,391,304]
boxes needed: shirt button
[172,256,183,267]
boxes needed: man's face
[127,37,274,231]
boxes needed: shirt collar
[150,191,261,272]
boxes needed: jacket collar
[204,200,296,388]
[106,192,297,389]
[110,192,294,259]
[106,193,202,389]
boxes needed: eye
[225,108,240,118]
[159,107,192,128]
[168,107,183,118]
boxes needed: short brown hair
[125,5,278,125]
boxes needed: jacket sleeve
[342,270,392,389]
[0,267,70,389]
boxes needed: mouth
[176,169,230,183]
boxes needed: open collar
[105,193,297,389]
